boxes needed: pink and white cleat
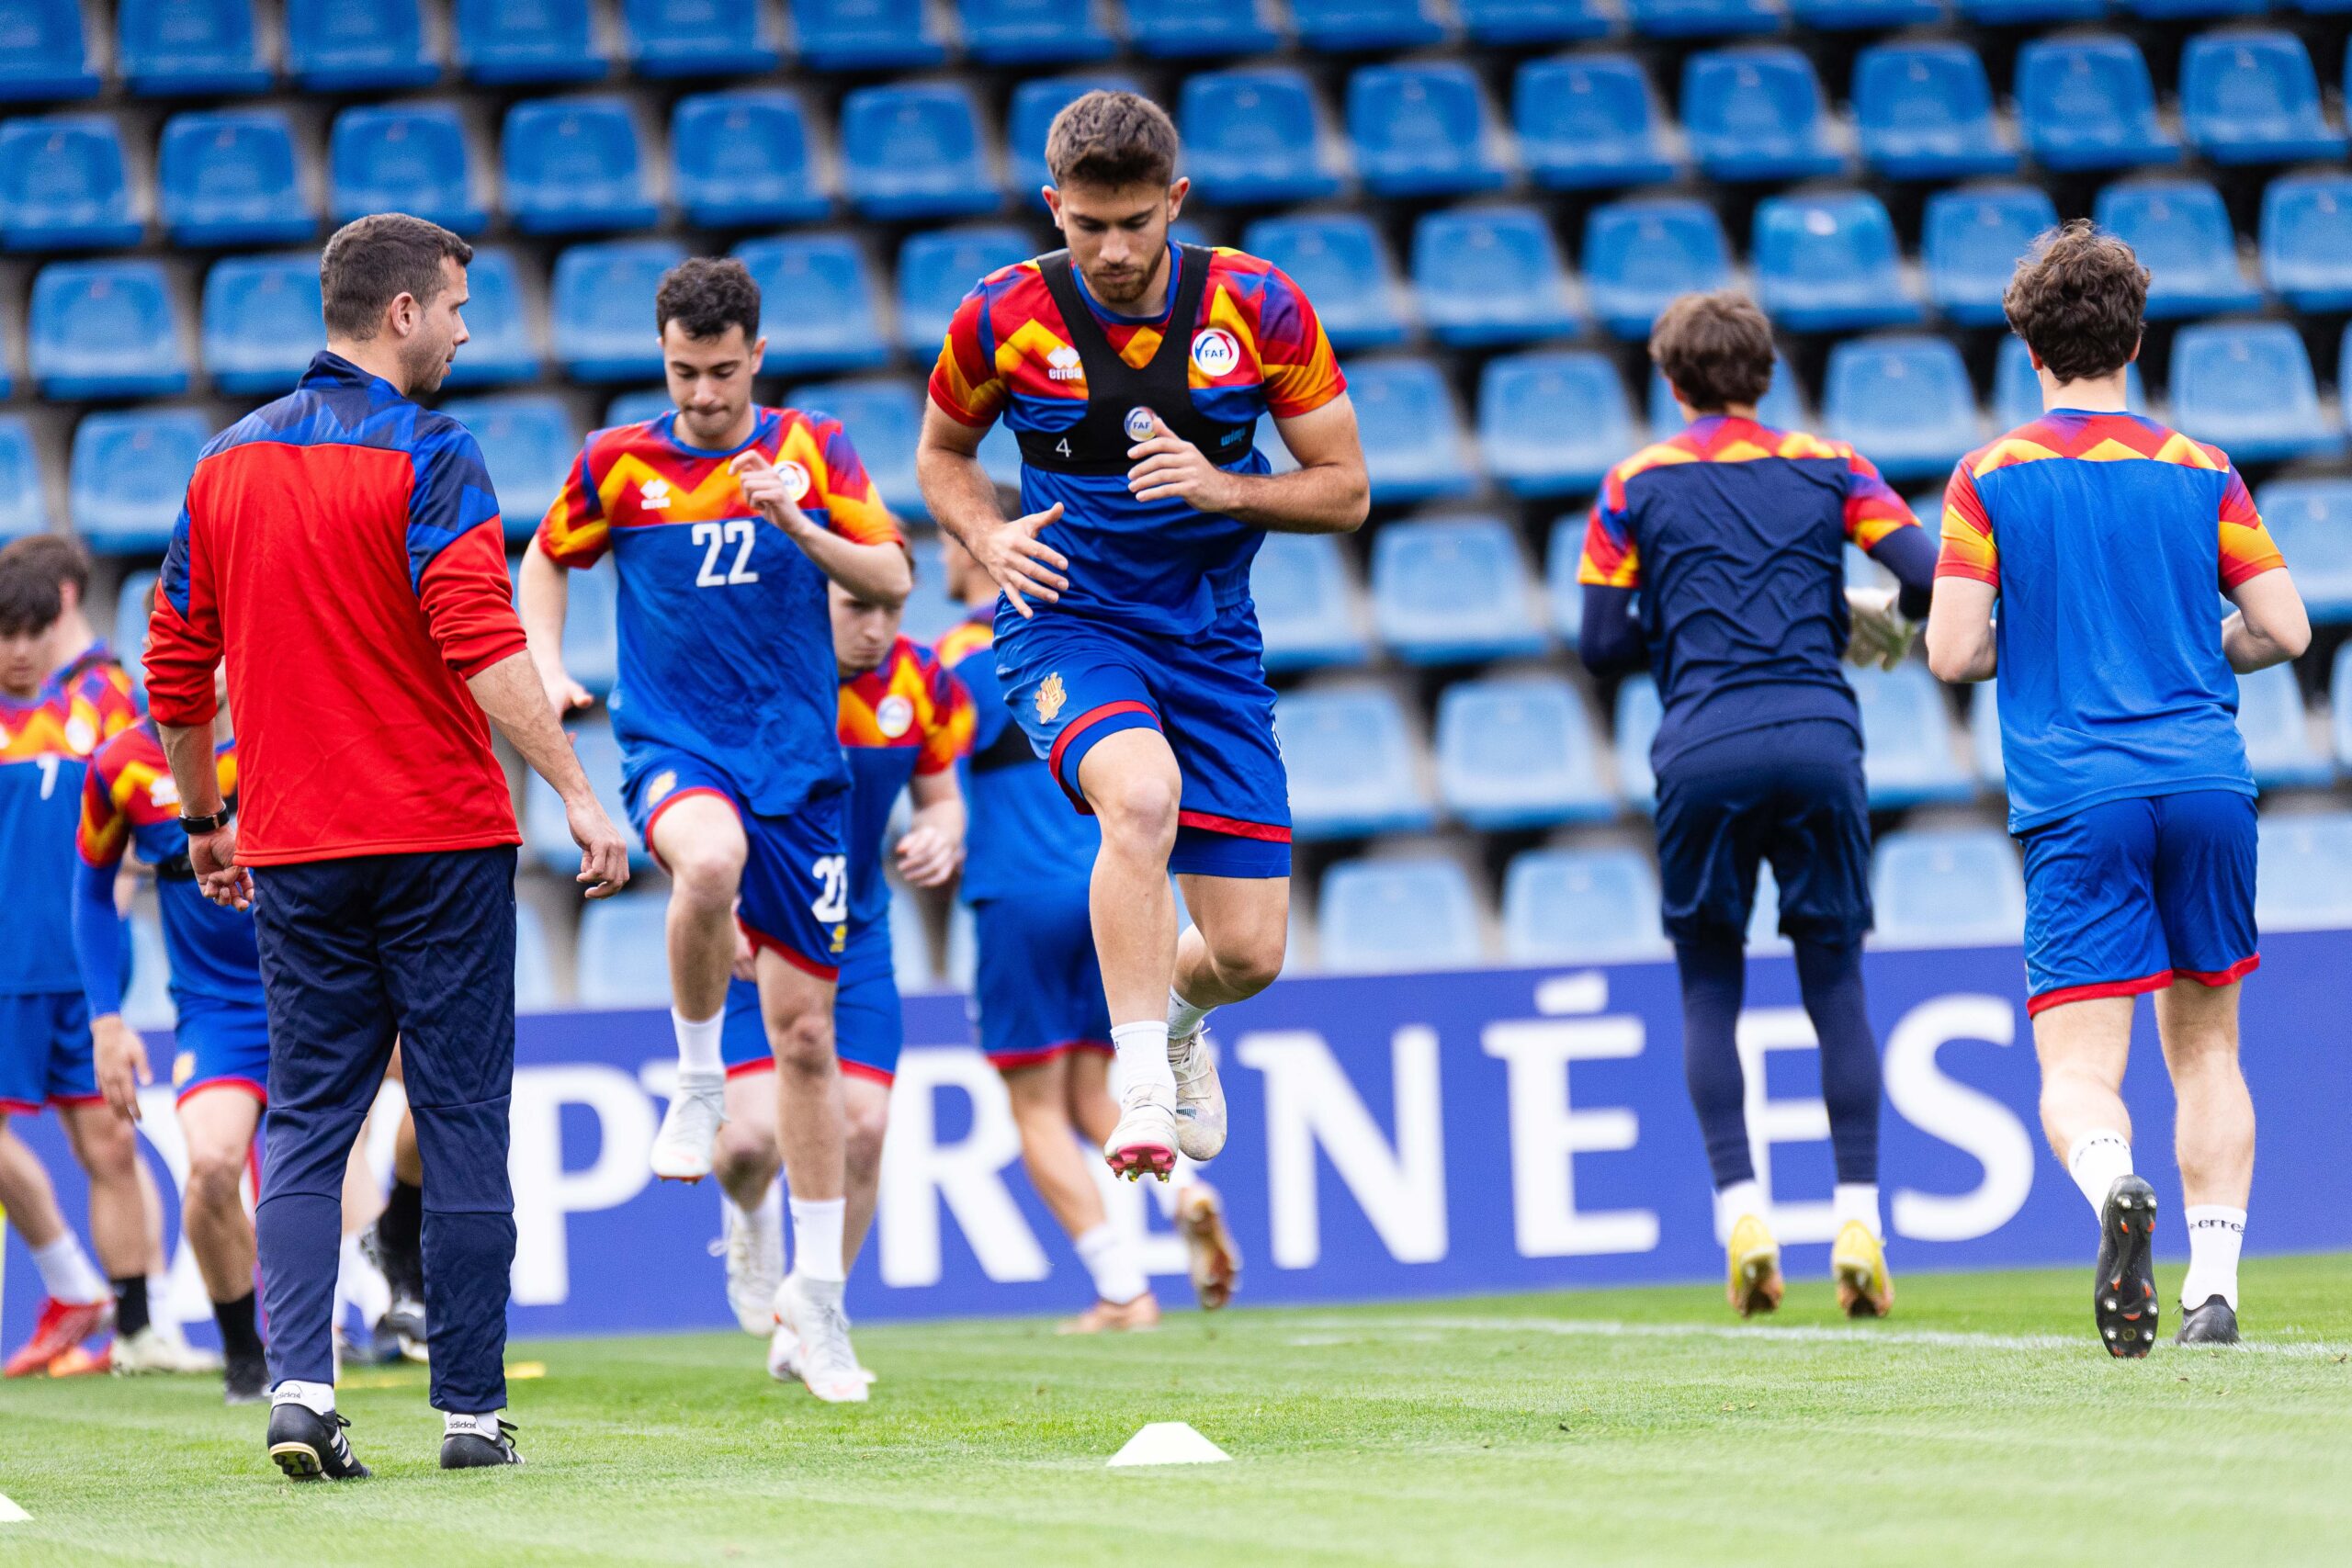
[1103,1085,1179,1181]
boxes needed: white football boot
[772,1275,869,1404]
[1167,1027,1227,1162]
[1102,1082,1180,1181]
[111,1323,221,1375]
[650,1071,727,1182]
[717,1194,785,1337]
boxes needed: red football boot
[4,1296,114,1378]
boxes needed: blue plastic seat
[1371,515,1546,664]
[605,388,673,427]
[0,116,140,251]
[2094,181,2260,321]
[1181,70,1340,207]
[0,417,48,539]
[1004,73,1140,196]
[788,378,920,514]
[790,0,944,70]
[734,234,888,377]
[1855,43,2018,181]
[1281,687,1433,840]
[1683,48,1844,183]
[284,0,435,90]
[2180,32,2346,165]
[1242,215,1406,352]
[1320,857,1483,973]
[439,247,537,389]
[1481,353,1635,499]
[2171,321,2338,464]
[1125,0,1279,56]
[2255,808,2352,931]
[328,106,484,234]
[572,894,672,1006]
[1753,192,1920,333]
[1924,185,2057,328]
[30,261,188,399]
[2262,175,2352,312]
[1412,207,1575,348]
[0,0,98,101]
[201,254,323,395]
[1351,360,1476,506]
[959,0,1112,63]
[555,557,619,697]
[553,240,683,382]
[71,410,209,554]
[898,226,1032,357]
[840,85,1001,221]
[2257,479,2352,622]
[1871,829,2027,948]
[1613,675,1661,812]
[1291,0,1442,49]
[1506,847,1672,964]
[624,0,777,76]
[2239,662,2332,787]
[1464,0,1608,39]
[1252,532,1366,672]
[1627,0,1782,36]
[1960,0,2103,17]
[1994,336,2145,429]
[671,92,826,230]
[2334,648,2352,769]
[112,570,158,681]
[1792,0,1938,25]
[503,98,658,236]
[440,396,576,542]
[1544,515,1587,642]
[158,110,314,247]
[512,901,558,1012]
[2016,37,2181,173]
[451,0,605,84]
[1648,360,1805,431]
[1437,675,1613,829]
[1968,679,2004,789]
[1851,664,1974,807]
[1823,336,1978,484]
[896,534,960,647]
[118,0,269,95]
[1514,55,1677,192]
[1583,198,1734,341]
[1349,63,1508,199]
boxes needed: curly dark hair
[656,256,762,342]
[1648,290,1778,412]
[2004,220,2148,385]
[1045,90,1179,189]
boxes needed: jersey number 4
[691,519,761,587]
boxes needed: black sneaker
[441,1419,523,1470]
[224,1351,269,1405]
[266,1403,370,1481]
[2176,1294,2241,1346]
[379,1296,429,1364]
[2094,1174,2160,1358]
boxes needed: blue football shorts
[170,995,272,1106]
[717,924,902,1084]
[1653,721,1873,947]
[0,992,96,1115]
[969,883,1114,1071]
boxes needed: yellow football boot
[1832,1220,1894,1318]
[1725,1213,1783,1317]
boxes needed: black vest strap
[967,720,1038,775]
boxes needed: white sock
[1167,988,1211,1040]
[444,1411,503,1438]
[28,1234,107,1305]
[273,1379,335,1415]
[673,1007,725,1078]
[1073,1224,1148,1305]
[1714,1179,1765,1236]
[789,1196,847,1284]
[1112,1020,1176,1099]
[2066,1131,2134,1215]
[2181,1205,2246,1311]
[1834,1182,1883,1240]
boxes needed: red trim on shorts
[2176,953,2260,987]
[724,1057,775,1079]
[1046,701,1159,794]
[839,1059,896,1087]
[50,1093,106,1111]
[640,785,737,874]
[989,1039,1116,1073]
[177,1077,267,1110]
[0,1097,42,1115]
[1177,808,1292,843]
[738,918,841,982]
[2027,970,2173,1017]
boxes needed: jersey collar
[658,405,780,464]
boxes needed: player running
[1927,222,2307,1354]
[1577,292,1935,1320]
[521,257,910,1401]
[916,90,1366,1181]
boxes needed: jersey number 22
[692,519,761,587]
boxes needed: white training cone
[1107,1421,1231,1468]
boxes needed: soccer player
[1926,222,2308,1354]
[1577,292,1935,1320]
[521,257,910,1402]
[916,90,1366,1181]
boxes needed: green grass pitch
[3,1254,2347,1566]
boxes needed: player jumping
[521,257,910,1401]
[916,90,1366,1180]
[1927,222,2308,1353]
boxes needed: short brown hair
[656,257,761,342]
[0,535,91,637]
[2003,220,2147,385]
[321,213,473,339]
[1649,290,1777,412]
[1046,90,1179,189]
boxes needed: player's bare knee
[666,840,746,912]
[184,1144,245,1214]
[713,1116,776,1188]
[1209,924,1284,998]
[843,1096,888,1174]
[1097,772,1180,854]
[768,1012,834,1079]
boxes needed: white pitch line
[0,1492,30,1524]
[1285,1314,2352,1359]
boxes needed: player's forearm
[795,528,910,607]
[910,795,967,855]
[1577,585,1648,677]
[2222,615,2299,673]
[156,719,227,816]
[1924,601,1997,682]
[467,652,597,806]
[71,857,129,1020]
[917,445,1012,556]
[1216,460,1369,535]
[516,543,572,680]
[2222,570,2312,673]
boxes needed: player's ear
[1165,176,1190,225]
[749,335,768,379]
[1042,185,1064,228]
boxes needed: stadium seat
[1923,185,2058,328]
[1004,74,1139,197]
[840,85,1001,221]
[1348,63,1509,199]
[1960,0,2103,17]
[201,254,323,396]
[283,0,436,90]
[2015,37,2180,173]
[1514,55,1678,191]
[1480,352,1635,499]
[1968,679,2004,789]
[734,234,889,377]
[1752,192,1921,333]
[789,378,922,514]
[451,0,605,84]
[1180,70,1341,207]
[1612,675,1661,812]
[605,388,672,426]
[0,0,98,101]
[1290,0,1443,50]
[2171,321,2339,464]
[70,410,209,554]
[113,570,158,679]
[1994,336,2145,429]
[158,110,315,247]
[671,92,827,230]
[1583,198,1733,343]
[440,396,575,540]
[2130,0,2266,15]
[1626,0,1782,37]
[1243,215,1408,352]
[0,115,140,251]
[1648,359,1805,431]
[2260,479,2352,622]
[1125,0,1280,56]
[1349,359,1476,505]
[1851,663,1973,807]
[2180,31,2344,164]
[1544,515,1587,642]
[1463,0,1609,41]
[1792,0,1938,25]
[2255,808,2352,931]
[513,900,558,1012]
[1280,687,1433,840]
[573,894,672,1007]
[557,557,619,697]
[439,247,537,389]
[1252,531,1367,672]
[1436,675,1613,829]
[2262,175,2352,313]
[1501,847,1668,964]
[30,260,188,400]
[1412,207,1575,348]
[1823,336,1978,484]
[2094,181,2260,320]
[898,226,1031,357]
[328,106,485,234]
[624,0,778,76]
[117,0,270,95]
[0,417,48,540]
[2335,646,2352,766]
[958,0,1113,63]
[1871,829,2027,948]
[790,0,945,70]
[1320,857,1485,973]
[2238,662,2333,787]
[1371,516,1547,664]
[1682,48,1844,183]
[552,240,684,382]
[503,98,658,236]
[896,534,960,646]
[1854,42,2018,181]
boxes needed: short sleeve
[811,420,904,548]
[2218,463,2285,590]
[1575,471,1642,589]
[537,439,611,568]
[1936,461,1999,588]
[1250,264,1348,420]
[917,659,976,775]
[927,286,1009,428]
[1839,446,1918,551]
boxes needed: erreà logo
[1046,345,1083,382]
[639,477,672,509]
[1191,327,1241,378]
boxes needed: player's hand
[895,824,961,889]
[1127,412,1237,512]
[974,504,1068,620]
[538,661,593,721]
[93,1014,150,1123]
[567,794,632,899]
[731,919,757,982]
[190,824,253,911]
[729,449,812,536]
[1844,587,1917,672]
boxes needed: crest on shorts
[646,769,678,805]
[1191,327,1241,378]
[1036,672,1067,723]
[876,694,914,739]
[1124,406,1157,443]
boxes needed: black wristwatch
[178,811,228,836]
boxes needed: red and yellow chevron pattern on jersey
[76,724,239,869]
[838,637,974,774]
[2,649,140,764]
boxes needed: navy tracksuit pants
[251,845,518,1416]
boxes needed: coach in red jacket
[146,214,629,1481]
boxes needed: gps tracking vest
[1019,243,1257,477]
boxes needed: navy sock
[214,1291,263,1360]
[1675,936,1754,1189]
[1794,936,1882,1186]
